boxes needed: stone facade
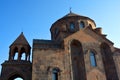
[0,61,32,80]
[0,12,120,80]
[0,32,32,80]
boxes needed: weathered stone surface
[1,12,120,80]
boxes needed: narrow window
[90,51,97,67]
[54,28,59,35]
[70,22,75,30]
[79,21,85,29]
[52,68,59,80]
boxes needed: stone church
[0,12,120,80]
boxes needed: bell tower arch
[0,32,32,80]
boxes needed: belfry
[0,32,32,80]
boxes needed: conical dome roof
[63,12,81,17]
[10,32,30,47]
[61,12,95,22]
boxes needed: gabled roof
[64,26,113,46]
[10,32,30,47]
[85,27,114,45]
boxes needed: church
[0,12,120,80]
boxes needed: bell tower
[0,32,32,80]
[9,32,31,61]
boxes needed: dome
[63,12,93,20]
[57,12,96,25]
[63,12,81,17]
[50,12,96,41]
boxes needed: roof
[33,39,61,49]
[63,12,81,17]
[10,32,30,47]
[33,39,56,44]
[50,12,96,30]
[61,12,94,21]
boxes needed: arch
[70,39,86,80]
[21,47,26,53]
[100,42,119,80]
[9,45,30,61]
[8,73,24,80]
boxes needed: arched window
[52,68,59,80]
[54,28,59,35]
[79,21,85,29]
[90,51,97,67]
[70,22,75,30]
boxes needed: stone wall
[32,48,72,80]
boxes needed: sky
[0,0,120,79]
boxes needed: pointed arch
[69,39,86,80]
[100,42,119,80]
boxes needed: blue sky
[0,0,120,78]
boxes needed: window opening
[20,47,26,60]
[70,23,75,30]
[14,52,18,60]
[21,53,26,60]
[90,51,97,67]
[79,21,85,29]
[55,28,59,35]
[52,68,59,80]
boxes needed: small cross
[70,7,72,13]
